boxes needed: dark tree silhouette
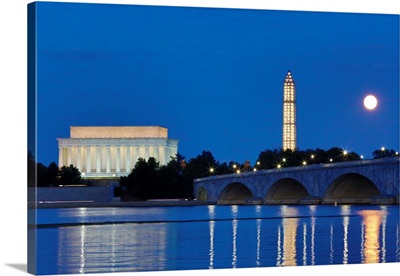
[59,164,81,185]
[373,148,398,159]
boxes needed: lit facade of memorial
[57,126,178,178]
[282,70,297,151]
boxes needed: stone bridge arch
[264,177,310,204]
[323,173,380,204]
[217,182,254,205]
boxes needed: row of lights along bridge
[208,147,399,175]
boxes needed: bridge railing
[194,157,400,182]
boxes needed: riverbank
[28,199,399,209]
[28,200,212,209]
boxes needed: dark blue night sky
[34,2,399,166]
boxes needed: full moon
[363,95,378,110]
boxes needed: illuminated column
[76,146,82,172]
[86,146,91,173]
[135,146,141,164]
[140,146,146,159]
[126,146,131,172]
[165,147,171,163]
[96,146,101,173]
[149,145,155,159]
[67,147,72,166]
[116,146,121,173]
[106,145,111,173]
[129,146,139,167]
[58,146,64,167]
[145,146,150,160]
[153,146,159,162]
[159,145,165,165]
[282,70,297,151]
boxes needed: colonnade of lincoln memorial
[57,126,178,178]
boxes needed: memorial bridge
[193,157,399,204]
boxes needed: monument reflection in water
[35,205,399,274]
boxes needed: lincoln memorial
[57,126,178,179]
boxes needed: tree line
[29,147,398,200]
[28,151,86,187]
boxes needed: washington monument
[282,70,297,151]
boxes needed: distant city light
[210,168,214,173]
[236,169,241,174]
[360,155,364,159]
[302,161,307,166]
[381,147,385,151]
[343,150,348,155]
[282,158,286,162]
[311,154,315,159]
[330,159,333,162]
[277,164,281,169]
[253,168,257,172]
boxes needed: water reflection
[340,205,350,264]
[56,223,169,274]
[79,225,86,274]
[381,206,387,263]
[302,224,307,266]
[255,205,262,266]
[309,206,316,265]
[231,205,238,268]
[209,220,215,269]
[208,205,216,220]
[110,224,117,272]
[279,206,299,266]
[397,224,400,262]
[330,224,334,264]
[35,205,399,274]
[276,225,282,266]
[256,218,261,267]
[358,209,387,263]
[208,205,215,269]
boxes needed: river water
[31,204,399,275]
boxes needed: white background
[0,1,399,275]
